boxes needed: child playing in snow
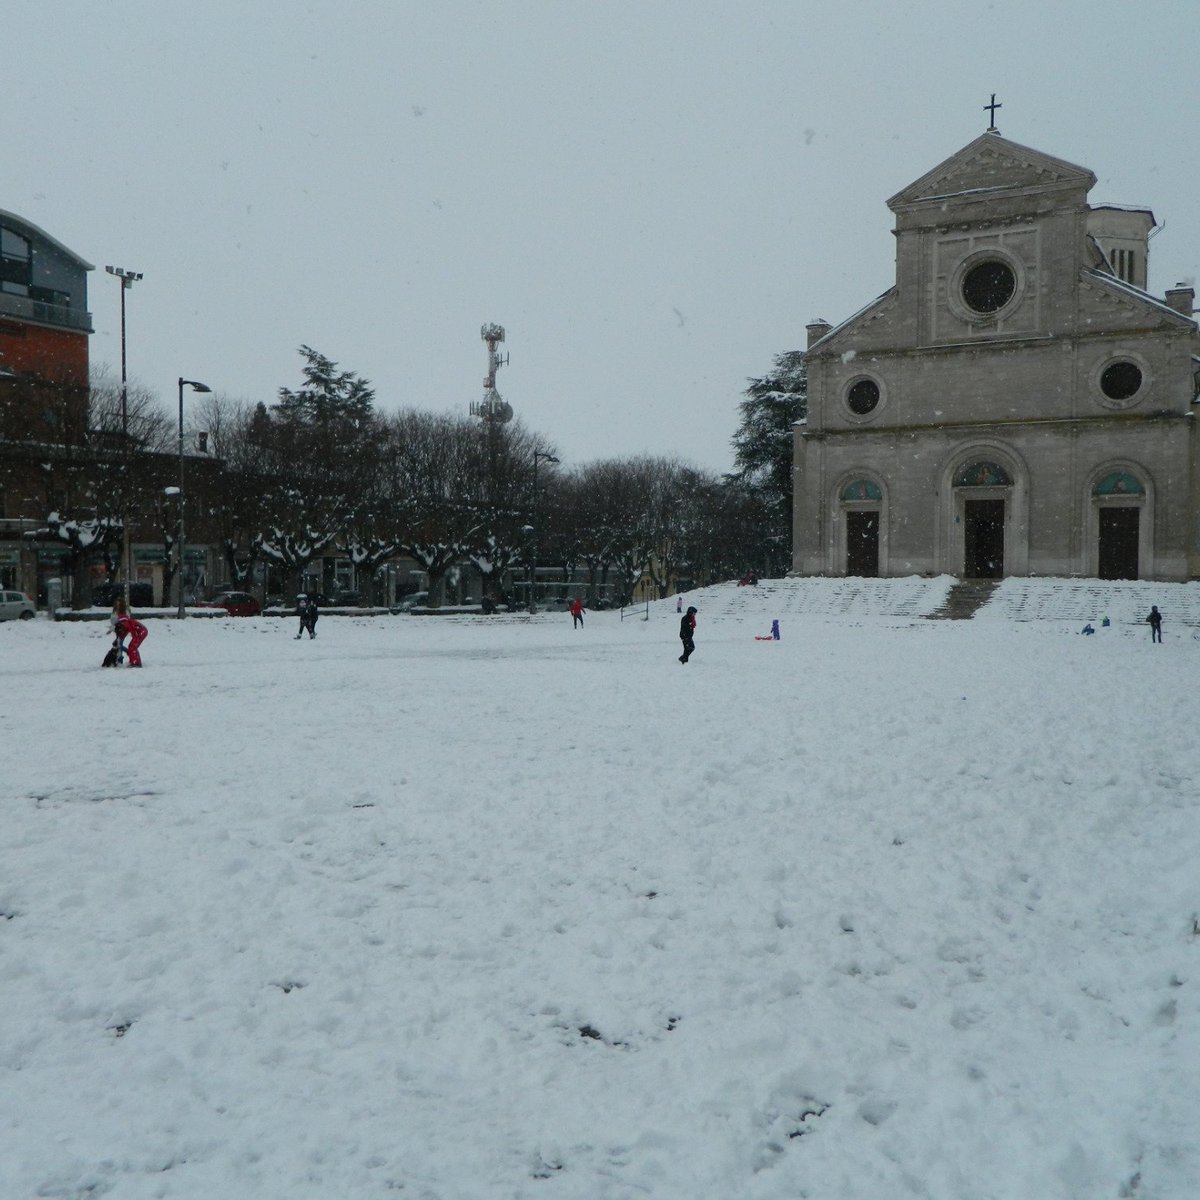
[109,596,148,667]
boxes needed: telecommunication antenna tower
[470,323,514,426]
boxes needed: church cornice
[798,410,1192,440]
[806,323,1197,365]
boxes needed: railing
[0,291,93,333]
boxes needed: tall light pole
[105,265,142,605]
[529,450,559,614]
[177,377,212,618]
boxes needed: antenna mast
[470,323,513,426]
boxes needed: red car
[197,590,262,617]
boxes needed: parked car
[91,581,154,607]
[326,590,363,607]
[195,590,262,617]
[0,589,36,621]
[391,590,428,613]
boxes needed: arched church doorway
[964,499,1004,577]
[955,461,1011,578]
[847,512,880,576]
[1094,471,1144,580]
[840,478,882,576]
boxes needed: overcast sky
[7,1,1199,474]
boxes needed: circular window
[1100,360,1143,401]
[847,379,880,415]
[961,260,1016,314]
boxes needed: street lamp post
[105,266,142,606]
[528,450,559,614]
[177,377,212,618]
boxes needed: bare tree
[384,410,484,607]
[87,365,174,452]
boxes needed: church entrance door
[845,511,879,577]
[1098,508,1139,580]
[963,499,1004,578]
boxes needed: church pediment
[888,134,1095,211]
[807,289,898,356]
[1078,270,1197,330]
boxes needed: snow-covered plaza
[2,578,1197,1199]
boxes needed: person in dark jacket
[678,605,697,663]
[1147,605,1163,643]
[295,594,319,639]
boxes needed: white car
[0,590,36,621]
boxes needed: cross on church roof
[984,93,1002,132]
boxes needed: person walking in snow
[1147,604,1163,643]
[569,596,586,628]
[295,593,318,639]
[109,596,148,667]
[678,605,697,664]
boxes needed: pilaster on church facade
[793,131,1200,583]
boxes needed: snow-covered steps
[977,577,1200,628]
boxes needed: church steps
[674,576,1200,628]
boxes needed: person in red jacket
[109,596,148,667]
[678,605,697,663]
[569,596,586,628]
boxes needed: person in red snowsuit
[109,596,148,667]
[569,597,586,628]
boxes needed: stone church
[792,129,1199,582]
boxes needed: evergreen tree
[729,350,807,575]
[276,345,375,427]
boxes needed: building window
[961,260,1016,314]
[1111,248,1137,283]
[30,285,71,308]
[840,479,882,502]
[1100,360,1143,402]
[954,461,1012,487]
[845,377,882,416]
[1,226,32,296]
[840,374,888,422]
[1093,471,1144,497]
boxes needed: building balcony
[0,290,92,334]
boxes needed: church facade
[792,131,1199,582]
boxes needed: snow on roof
[1090,202,1156,216]
[916,184,1013,203]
